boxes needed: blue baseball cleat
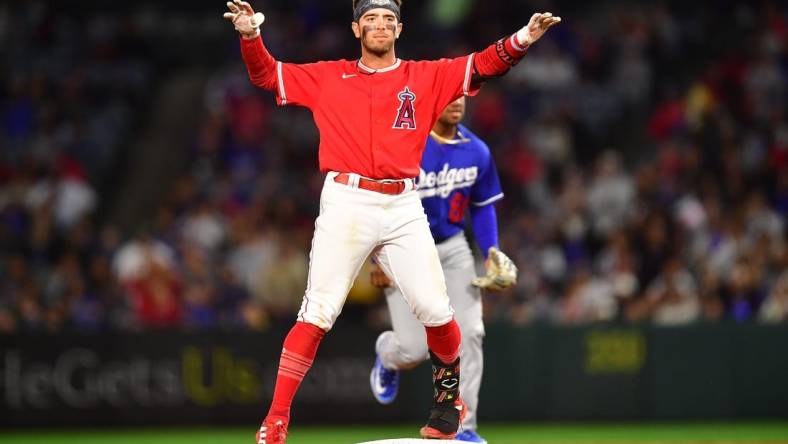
[369,356,399,405]
[456,429,488,443]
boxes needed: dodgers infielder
[369,97,514,444]
[223,0,560,442]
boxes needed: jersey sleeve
[276,62,325,108]
[431,55,482,109]
[471,143,504,206]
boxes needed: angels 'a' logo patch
[392,86,417,130]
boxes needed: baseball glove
[471,247,518,291]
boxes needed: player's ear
[351,21,361,38]
[395,22,402,39]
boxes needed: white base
[357,440,467,444]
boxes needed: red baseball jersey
[273,57,480,179]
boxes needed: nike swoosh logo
[342,73,357,79]
[372,375,384,392]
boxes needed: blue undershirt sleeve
[470,203,499,259]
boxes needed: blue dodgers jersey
[416,124,503,242]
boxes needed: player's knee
[299,313,335,331]
[410,298,454,327]
[460,330,483,352]
[298,296,340,331]
[459,322,485,340]
[398,337,429,365]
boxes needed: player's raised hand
[516,12,562,46]
[223,0,265,38]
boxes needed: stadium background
[1,0,787,442]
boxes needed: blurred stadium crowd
[1,0,786,333]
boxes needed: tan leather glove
[223,0,265,38]
[471,247,518,292]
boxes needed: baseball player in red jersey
[223,1,560,442]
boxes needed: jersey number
[448,192,470,223]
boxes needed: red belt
[333,173,408,195]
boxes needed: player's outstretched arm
[223,0,279,91]
[472,12,562,81]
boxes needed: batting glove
[472,247,518,292]
[516,12,562,46]
[223,0,265,39]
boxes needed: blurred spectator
[586,151,635,238]
[113,236,182,329]
[557,268,618,324]
[759,272,788,323]
[259,236,308,320]
[721,257,765,322]
[628,258,700,326]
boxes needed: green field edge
[2,422,788,444]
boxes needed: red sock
[425,319,461,364]
[267,321,326,421]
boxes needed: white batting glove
[223,0,265,39]
[471,247,518,292]
[516,12,562,46]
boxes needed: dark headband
[353,0,401,22]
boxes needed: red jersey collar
[357,58,402,74]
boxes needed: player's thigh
[384,286,429,361]
[376,218,451,327]
[298,183,380,330]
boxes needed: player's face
[352,9,402,56]
[439,97,466,126]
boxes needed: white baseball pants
[297,172,454,331]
